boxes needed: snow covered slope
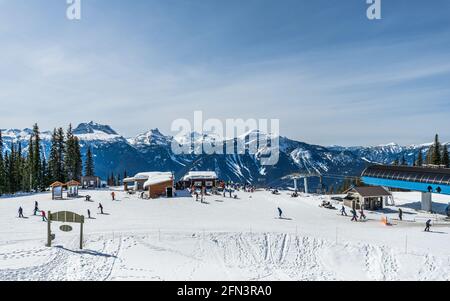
[1,189,449,281]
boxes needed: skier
[398,208,403,221]
[41,210,47,222]
[350,209,359,222]
[111,191,116,201]
[33,203,39,216]
[424,219,432,232]
[98,203,104,215]
[277,207,283,219]
[87,209,91,219]
[18,207,24,218]
[229,189,232,198]
[359,208,367,220]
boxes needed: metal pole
[80,217,84,250]
[47,211,52,247]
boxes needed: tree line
[393,134,449,168]
[331,134,449,194]
[0,124,95,195]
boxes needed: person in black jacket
[424,219,432,232]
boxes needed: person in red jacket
[41,210,48,222]
[111,191,116,201]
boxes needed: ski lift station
[361,165,450,212]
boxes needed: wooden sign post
[46,211,85,249]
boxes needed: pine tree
[74,137,82,180]
[427,134,442,165]
[416,149,423,167]
[442,145,449,168]
[49,128,66,183]
[0,130,5,195]
[84,146,95,177]
[31,124,42,191]
[64,124,76,181]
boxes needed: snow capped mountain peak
[129,128,172,146]
[73,121,118,135]
[72,122,122,142]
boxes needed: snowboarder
[424,219,432,232]
[359,208,367,220]
[340,206,348,216]
[18,207,24,218]
[277,207,283,219]
[98,203,104,215]
[350,209,358,222]
[33,202,39,216]
[111,191,116,201]
[41,210,47,222]
[398,208,403,221]
[87,209,91,219]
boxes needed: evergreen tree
[31,124,42,190]
[442,145,449,168]
[84,146,95,177]
[416,149,423,167]
[48,128,66,183]
[74,136,82,180]
[64,124,76,180]
[0,130,5,195]
[427,134,442,165]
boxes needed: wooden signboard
[46,211,85,249]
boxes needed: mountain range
[1,122,447,190]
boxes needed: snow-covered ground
[1,188,450,281]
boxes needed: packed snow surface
[1,189,450,281]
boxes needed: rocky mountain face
[1,122,446,190]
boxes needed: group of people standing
[18,201,47,221]
[340,206,366,222]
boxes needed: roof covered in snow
[124,172,174,184]
[182,171,218,181]
[143,172,173,189]
[351,186,392,197]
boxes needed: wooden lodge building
[179,171,218,189]
[343,186,393,211]
[123,172,174,199]
[80,176,102,189]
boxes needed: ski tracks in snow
[1,232,450,280]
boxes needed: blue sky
[0,0,449,146]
